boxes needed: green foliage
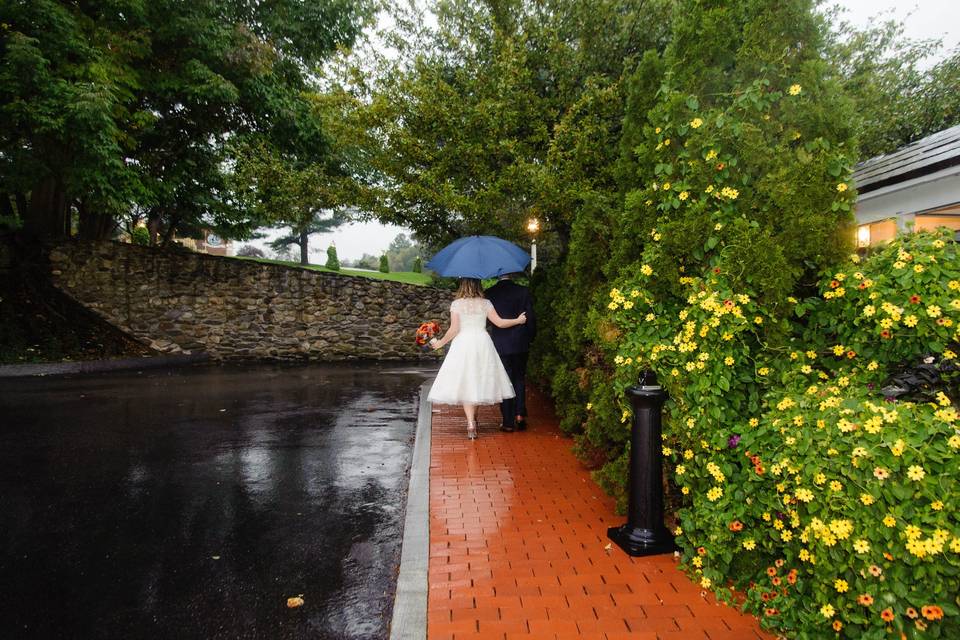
[602,230,960,638]
[825,13,960,158]
[325,245,340,271]
[0,0,372,239]
[130,226,150,246]
[412,255,423,273]
[379,254,389,273]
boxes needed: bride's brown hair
[455,278,484,299]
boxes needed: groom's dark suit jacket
[485,279,536,355]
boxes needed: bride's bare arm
[487,307,527,329]
[430,312,461,349]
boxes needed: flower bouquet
[415,321,441,351]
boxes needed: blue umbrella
[426,235,531,279]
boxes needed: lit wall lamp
[526,217,540,272]
[857,225,871,248]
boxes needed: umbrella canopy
[426,235,531,279]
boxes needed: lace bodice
[451,297,492,332]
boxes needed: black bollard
[607,370,677,556]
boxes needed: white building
[853,124,960,247]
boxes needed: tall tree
[332,0,672,247]
[0,0,372,240]
[824,12,960,158]
[232,140,352,265]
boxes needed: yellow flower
[640,264,653,276]
[853,539,870,554]
[754,316,763,325]
[742,539,756,550]
[662,182,671,190]
[675,526,683,536]
[789,84,802,96]
[724,356,734,366]
[663,139,671,146]
[749,418,759,427]
[623,301,634,309]
[690,117,703,129]
[927,305,942,318]
[931,500,943,511]
[608,301,619,310]
[832,344,845,356]
[834,579,849,593]
[907,465,926,481]
[758,367,769,376]
[893,261,906,269]
[836,183,848,193]
[586,402,593,410]
[890,439,905,456]
[684,449,694,459]
[700,576,711,588]
[795,488,814,502]
[883,515,896,527]
[948,435,960,449]
[706,486,723,501]
[914,264,925,273]
[859,493,875,506]
[867,360,878,371]
[679,191,689,201]
[705,149,718,160]
[655,127,662,134]
[829,480,842,491]
[662,446,673,456]
[820,604,834,618]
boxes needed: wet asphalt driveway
[0,363,435,639]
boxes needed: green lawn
[233,256,434,286]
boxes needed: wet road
[0,363,436,639]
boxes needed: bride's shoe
[467,421,478,440]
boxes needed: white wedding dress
[428,298,516,405]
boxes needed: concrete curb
[0,352,210,378]
[389,379,433,640]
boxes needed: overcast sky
[239,0,958,262]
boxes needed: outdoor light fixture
[526,218,540,272]
[857,225,871,248]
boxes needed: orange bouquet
[415,321,441,351]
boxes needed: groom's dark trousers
[485,278,536,428]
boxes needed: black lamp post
[607,370,677,556]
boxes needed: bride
[428,278,526,439]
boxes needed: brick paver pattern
[427,389,772,640]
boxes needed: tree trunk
[147,209,161,246]
[0,193,14,220]
[15,192,28,220]
[160,212,180,247]
[23,176,69,238]
[299,230,309,265]
[77,199,115,240]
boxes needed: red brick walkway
[427,388,771,640]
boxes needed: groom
[485,273,536,432]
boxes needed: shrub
[606,229,960,638]
[131,226,150,246]
[325,245,340,271]
[379,254,390,273]
[412,255,422,273]
[236,244,264,258]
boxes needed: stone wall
[47,240,450,361]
